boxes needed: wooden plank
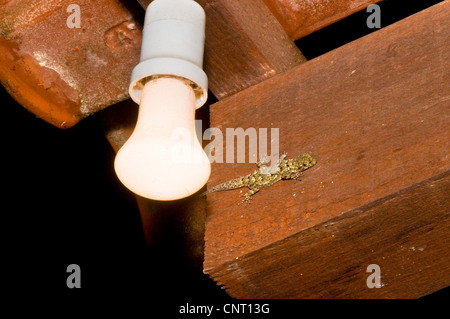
[209,173,450,298]
[262,0,382,40]
[142,0,382,41]
[137,0,306,99]
[204,1,450,298]
[0,0,142,128]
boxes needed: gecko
[203,153,317,205]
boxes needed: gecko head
[296,153,317,169]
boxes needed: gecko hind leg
[238,188,259,206]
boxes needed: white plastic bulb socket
[114,0,210,201]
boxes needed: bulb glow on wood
[114,77,211,200]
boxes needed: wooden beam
[137,0,306,99]
[204,1,450,298]
[141,0,383,42]
[262,0,382,40]
[0,0,142,128]
[208,173,450,298]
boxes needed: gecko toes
[238,194,253,206]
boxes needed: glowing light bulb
[114,0,210,200]
[114,77,210,200]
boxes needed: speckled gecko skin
[204,153,317,205]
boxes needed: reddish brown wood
[209,173,450,298]
[0,0,386,129]
[200,0,306,99]
[204,1,450,298]
[137,0,306,100]
[136,0,152,8]
[140,0,383,41]
[0,0,142,128]
[262,0,382,40]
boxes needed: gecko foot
[238,194,253,206]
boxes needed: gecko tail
[202,177,245,197]
[200,189,210,197]
[201,186,225,197]
[200,186,219,197]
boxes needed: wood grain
[204,1,450,298]
[140,0,383,41]
[209,173,450,298]
[0,0,142,128]
[262,0,382,40]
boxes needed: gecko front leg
[290,171,303,181]
[257,155,271,168]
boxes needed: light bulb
[114,77,210,200]
[114,0,209,200]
